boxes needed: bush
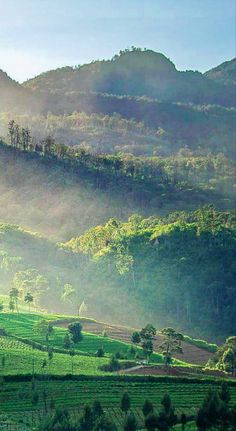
[100,356,121,372]
[115,351,127,360]
[96,347,105,357]
[0,328,7,336]
[99,358,135,372]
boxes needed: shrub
[115,351,127,360]
[96,347,105,358]
[0,328,7,336]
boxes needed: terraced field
[0,311,234,430]
[0,313,185,365]
[1,377,235,430]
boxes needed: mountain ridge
[21,49,235,107]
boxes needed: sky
[0,0,235,82]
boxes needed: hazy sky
[1,0,235,82]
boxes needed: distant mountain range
[1,49,236,114]
[22,49,235,107]
[0,49,235,158]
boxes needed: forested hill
[63,207,236,339]
[0,208,235,340]
[0,132,235,239]
[1,97,235,158]
[24,48,235,107]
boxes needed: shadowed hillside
[24,49,236,107]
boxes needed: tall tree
[159,328,184,366]
[24,292,34,312]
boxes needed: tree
[92,400,104,419]
[222,348,235,374]
[180,413,187,431]
[93,414,117,431]
[32,391,39,408]
[79,404,94,431]
[159,328,184,366]
[34,320,54,343]
[68,322,83,343]
[42,389,48,413]
[142,399,154,417]
[79,300,88,316]
[155,411,170,431]
[63,333,73,349]
[8,120,16,146]
[134,324,156,362]
[1,355,5,370]
[145,413,159,431]
[37,407,78,431]
[96,347,105,357]
[161,393,177,428]
[142,339,154,361]
[124,413,138,431]
[13,270,49,307]
[9,298,15,312]
[24,292,34,312]
[0,302,4,313]
[69,349,75,375]
[61,284,76,307]
[219,381,230,404]
[196,389,221,431]
[120,393,131,415]
[9,288,19,313]
[212,336,236,375]
[131,331,141,345]
[48,348,53,373]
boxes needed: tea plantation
[0,311,235,430]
